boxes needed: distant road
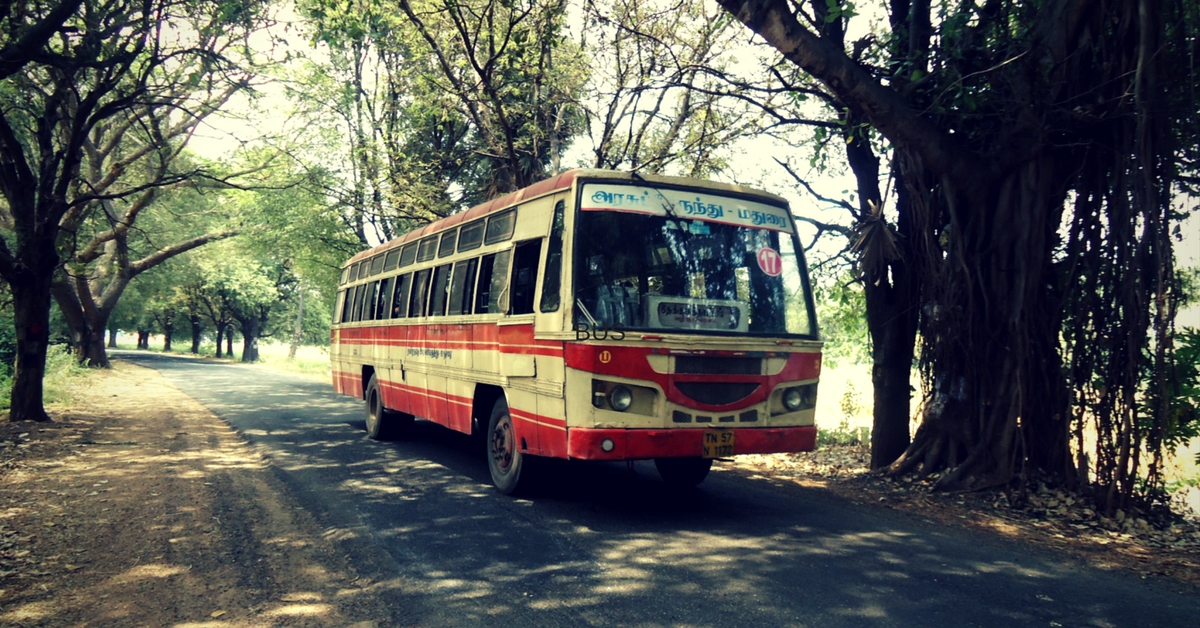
[117,350,1200,628]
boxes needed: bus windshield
[573,183,815,337]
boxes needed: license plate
[702,430,734,458]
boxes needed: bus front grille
[674,356,762,375]
[674,382,760,406]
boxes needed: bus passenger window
[383,250,400,272]
[540,201,565,312]
[399,242,418,267]
[458,219,484,252]
[334,290,347,323]
[438,230,457,257]
[376,277,394,320]
[485,208,517,244]
[510,240,542,315]
[417,237,438,262]
[475,251,511,314]
[409,269,432,318]
[341,286,357,323]
[350,285,367,322]
[448,258,478,315]
[429,264,452,317]
[391,274,411,319]
[361,281,379,321]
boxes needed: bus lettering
[573,321,626,341]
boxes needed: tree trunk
[214,324,225,358]
[81,305,111,367]
[107,328,118,348]
[890,160,1073,490]
[288,283,304,360]
[842,113,919,469]
[190,315,202,354]
[226,331,233,359]
[136,329,150,350]
[865,272,918,468]
[162,321,173,351]
[8,276,54,423]
[51,278,92,364]
[240,318,259,362]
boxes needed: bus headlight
[608,386,633,412]
[783,385,817,411]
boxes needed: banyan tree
[717,0,1199,512]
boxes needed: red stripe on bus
[333,322,563,356]
[510,407,566,429]
[566,426,816,461]
[369,376,568,447]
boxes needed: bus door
[533,196,570,457]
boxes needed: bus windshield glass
[574,183,815,337]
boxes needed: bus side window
[391,274,411,319]
[376,277,394,320]
[448,258,478,315]
[334,290,347,324]
[510,240,542,315]
[361,281,379,321]
[409,269,432,318]
[539,201,565,312]
[350,285,366,322]
[341,286,358,323]
[475,250,511,314]
[429,264,452,317]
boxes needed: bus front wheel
[487,397,529,494]
[654,457,713,486]
[365,374,413,440]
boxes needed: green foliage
[812,271,870,367]
[1168,328,1200,462]
[0,306,14,370]
[817,420,870,447]
[291,0,589,239]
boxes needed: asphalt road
[115,350,1200,628]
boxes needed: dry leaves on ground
[733,446,1200,587]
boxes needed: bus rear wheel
[654,457,713,486]
[487,397,530,494]
[365,374,413,440]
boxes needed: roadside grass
[255,343,331,378]
[110,336,331,381]
[0,344,93,412]
[817,420,871,447]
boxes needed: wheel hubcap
[491,416,513,472]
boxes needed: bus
[330,169,821,494]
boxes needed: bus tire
[654,457,713,486]
[365,374,413,440]
[487,397,529,494]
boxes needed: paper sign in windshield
[581,183,793,233]
[646,296,748,332]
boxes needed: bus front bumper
[566,426,817,461]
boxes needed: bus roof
[345,169,788,267]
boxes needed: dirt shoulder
[0,361,1197,627]
[0,361,388,627]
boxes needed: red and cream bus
[331,169,821,494]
